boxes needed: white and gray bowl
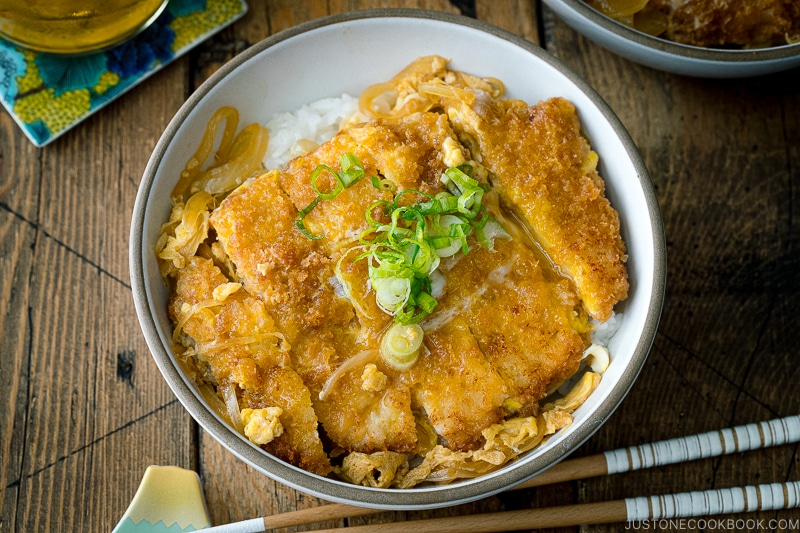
[130,8,666,509]
[543,0,800,78]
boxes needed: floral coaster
[0,0,248,147]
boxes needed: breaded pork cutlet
[163,56,630,480]
[209,170,353,343]
[429,235,589,416]
[170,256,331,475]
[447,95,628,322]
[211,167,418,454]
[406,318,508,451]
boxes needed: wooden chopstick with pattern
[517,413,800,489]
[300,481,800,533]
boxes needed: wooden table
[2,1,798,531]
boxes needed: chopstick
[203,414,800,532]
[268,481,800,532]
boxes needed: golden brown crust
[436,237,588,411]
[172,257,332,475]
[212,166,419,454]
[279,133,392,249]
[407,319,508,451]
[452,96,629,321]
[288,327,419,454]
[210,170,354,342]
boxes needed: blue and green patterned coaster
[0,0,247,147]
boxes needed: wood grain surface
[1,1,797,531]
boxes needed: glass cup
[0,0,169,55]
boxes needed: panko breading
[346,112,467,194]
[277,111,465,250]
[314,370,418,453]
[436,237,589,411]
[212,171,418,454]
[210,169,354,342]
[446,95,628,321]
[171,257,331,475]
[407,318,508,451]
[278,133,392,249]
[158,56,629,487]
[292,328,419,454]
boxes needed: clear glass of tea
[0,0,168,55]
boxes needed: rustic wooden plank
[6,233,195,531]
[98,58,200,533]
[0,217,34,533]
[1,81,39,533]
[0,111,41,216]
[0,24,196,533]
[0,96,42,533]
[97,277,199,531]
[32,69,186,283]
[265,0,330,33]
[476,0,540,45]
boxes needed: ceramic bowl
[130,8,666,509]
[542,0,800,78]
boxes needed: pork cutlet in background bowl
[542,0,800,78]
[130,8,666,509]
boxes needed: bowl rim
[544,0,800,63]
[130,7,667,509]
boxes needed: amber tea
[0,0,168,54]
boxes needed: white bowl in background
[130,8,666,509]
[543,0,800,78]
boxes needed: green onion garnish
[295,152,367,239]
[296,154,510,345]
[380,322,424,370]
[356,163,508,326]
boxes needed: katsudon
[156,56,629,487]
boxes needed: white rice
[591,311,622,347]
[262,93,358,170]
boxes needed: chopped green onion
[295,197,322,240]
[443,165,479,191]
[373,276,412,315]
[295,152,369,239]
[354,162,507,330]
[380,322,424,370]
[296,153,508,347]
[310,165,345,200]
[371,175,396,192]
